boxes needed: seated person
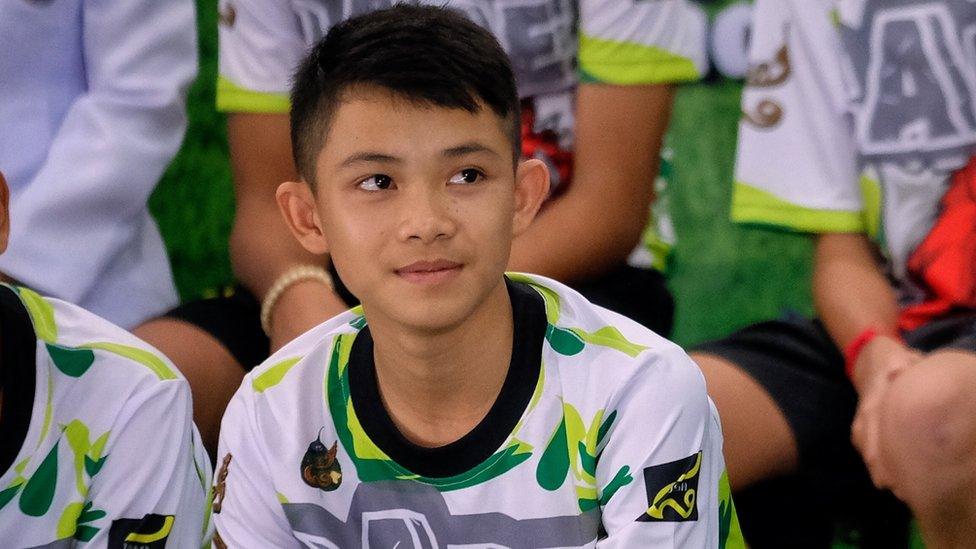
[135,0,706,455]
[0,0,197,329]
[211,6,742,547]
[692,1,976,546]
[0,171,212,546]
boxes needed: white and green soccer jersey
[213,274,743,548]
[733,0,976,284]
[216,0,707,113]
[0,285,212,548]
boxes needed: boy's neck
[367,279,514,448]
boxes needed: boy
[0,174,212,547]
[693,1,976,546]
[213,5,741,547]
[138,0,705,455]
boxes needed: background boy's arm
[812,232,920,388]
[83,379,211,548]
[226,113,349,349]
[507,83,673,282]
[812,232,921,482]
[596,347,737,546]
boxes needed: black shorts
[165,264,674,371]
[694,312,976,482]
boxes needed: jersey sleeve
[217,0,307,113]
[578,0,706,85]
[595,344,744,548]
[0,0,196,306]
[83,379,212,548]
[732,0,865,234]
[212,385,300,548]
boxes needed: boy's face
[278,88,548,333]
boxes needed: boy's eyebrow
[338,152,403,168]
[441,142,501,159]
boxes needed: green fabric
[859,175,883,241]
[252,357,302,392]
[326,334,532,492]
[732,181,866,234]
[578,33,699,85]
[80,342,178,381]
[216,76,290,113]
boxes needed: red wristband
[843,327,880,380]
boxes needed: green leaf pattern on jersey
[569,326,649,358]
[19,442,60,516]
[7,420,112,540]
[0,458,33,511]
[545,325,585,356]
[328,333,532,491]
[14,286,57,343]
[252,357,302,392]
[506,274,648,358]
[80,342,178,380]
[0,482,23,511]
[535,405,631,511]
[718,470,746,549]
[62,420,110,499]
[46,344,95,378]
[57,501,106,541]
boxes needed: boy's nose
[396,187,458,244]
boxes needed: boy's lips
[395,259,463,284]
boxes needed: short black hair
[290,4,521,185]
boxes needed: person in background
[0,172,212,548]
[137,0,707,455]
[0,0,198,330]
[692,1,976,546]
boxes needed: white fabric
[734,0,976,279]
[214,274,733,547]
[0,287,212,547]
[0,0,198,328]
[217,0,706,102]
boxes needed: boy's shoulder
[244,306,364,397]
[510,273,706,404]
[13,285,188,390]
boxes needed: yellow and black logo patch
[636,452,702,523]
[108,514,174,548]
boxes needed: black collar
[348,278,546,478]
[0,286,38,476]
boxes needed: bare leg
[878,350,976,548]
[135,318,245,459]
[692,352,799,488]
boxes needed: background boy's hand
[850,336,921,487]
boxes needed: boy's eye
[448,168,484,185]
[358,174,393,191]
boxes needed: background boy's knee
[879,352,976,506]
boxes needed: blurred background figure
[0,0,197,329]
[694,1,976,547]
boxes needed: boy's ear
[512,158,550,236]
[276,180,329,254]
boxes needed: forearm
[813,232,900,349]
[507,188,650,281]
[226,113,348,347]
[508,84,672,282]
